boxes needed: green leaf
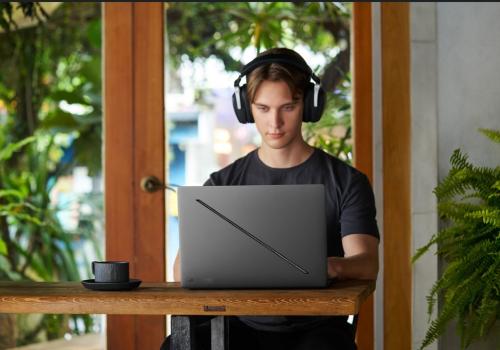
[0,136,36,162]
[87,19,102,49]
[80,57,101,87]
[40,110,81,132]
[0,189,23,200]
[0,238,7,255]
[50,90,89,105]
[0,256,21,281]
[479,128,500,144]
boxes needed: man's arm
[328,234,379,280]
[173,252,180,282]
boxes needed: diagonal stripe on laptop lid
[195,199,309,274]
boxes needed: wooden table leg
[171,316,196,350]
[211,316,227,350]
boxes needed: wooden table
[0,280,375,349]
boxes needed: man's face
[251,80,304,151]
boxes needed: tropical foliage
[0,2,102,346]
[413,128,500,349]
[165,2,353,162]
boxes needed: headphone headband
[234,53,320,87]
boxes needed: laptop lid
[178,184,327,289]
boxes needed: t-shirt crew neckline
[252,147,319,173]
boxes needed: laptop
[178,184,328,289]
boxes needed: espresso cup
[92,261,129,283]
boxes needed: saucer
[81,279,142,291]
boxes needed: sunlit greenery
[166,1,353,162]
[0,2,102,346]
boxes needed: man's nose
[269,109,283,128]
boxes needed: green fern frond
[434,168,473,200]
[465,209,500,227]
[460,260,500,348]
[421,239,500,349]
[450,149,471,170]
[412,234,438,263]
[493,181,500,191]
[479,128,500,144]
[435,161,499,202]
[438,201,481,223]
[419,274,485,350]
[457,226,498,251]
[432,225,494,261]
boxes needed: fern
[414,128,500,349]
[479,128,500,143]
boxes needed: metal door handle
[140,176,177,193]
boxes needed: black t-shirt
[204,147,379,332]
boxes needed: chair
[162,314,359,350]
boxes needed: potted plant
[413,128,500,349]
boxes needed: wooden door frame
[380,4,412,350]
[352,3,374,349]
[353,4,412,350]
[104,3,165,350]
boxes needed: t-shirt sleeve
[339,172,380,239]
[203,172,219,186]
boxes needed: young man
[171,47,379,350]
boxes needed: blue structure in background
[167,112,198,279]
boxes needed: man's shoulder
[205,150,256,186]
[314,148,366,179]
[310,148,372,196]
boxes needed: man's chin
[263,139,290,150]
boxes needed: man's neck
[258,142,314,169]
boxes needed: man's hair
[246,48,310,103]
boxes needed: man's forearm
[328,253,378,280]
[173,253,180,282]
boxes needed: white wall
[371,5,384,350]
[411,3,439,350]
[437,3,500,175]
[412,3,500,350]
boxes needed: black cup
[92,261,129,283]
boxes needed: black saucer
[81,278,142,291]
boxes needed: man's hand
[328,234,379,280]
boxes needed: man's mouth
[267,132,284,139]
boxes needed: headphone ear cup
[232,88,246,124]
[232,84,254,124]
[240,85,254,123]
[302,82,326,123]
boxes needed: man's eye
[257,106,268,111]
[283,105,295,111]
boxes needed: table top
[0,280,375,316]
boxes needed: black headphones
[231,53,326,124]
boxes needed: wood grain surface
[104,3,166,348]
[0,280,374,316]
[381,4,412,350]
[352,3,375,349]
